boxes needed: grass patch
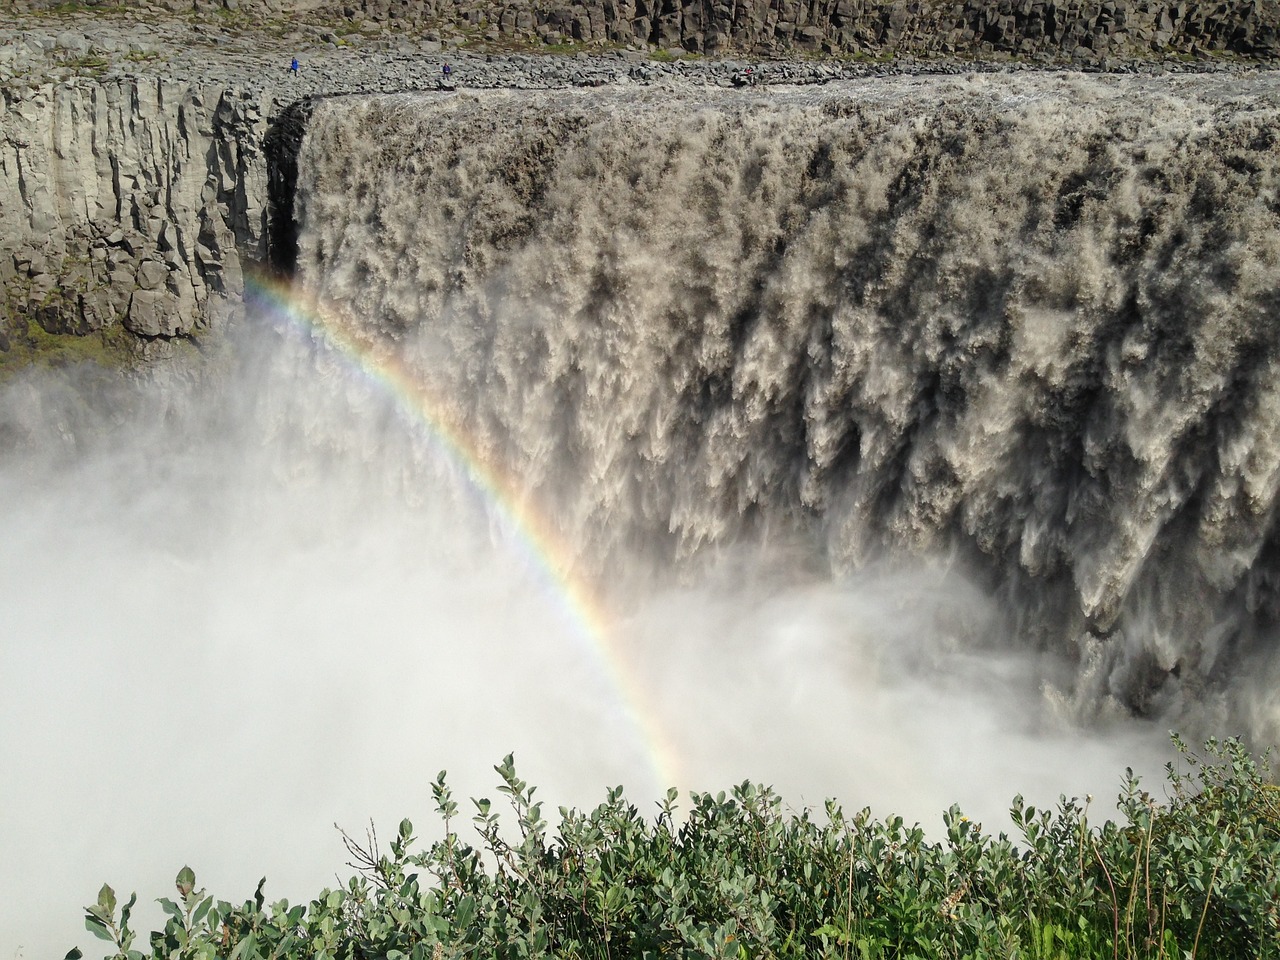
[650,46,701,62]
[59,53,111,77]
[0,315,136,382]
[538,40,586,55]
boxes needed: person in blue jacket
[290,56,299,76]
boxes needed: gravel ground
[4,7,1276,106]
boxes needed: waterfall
[294,73,1280,739]
[9,69,1280,960]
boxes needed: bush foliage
[71,736,1279,960]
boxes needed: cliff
[13,0,1280,62]
[328,0,1280,61]
[0,78,267,351]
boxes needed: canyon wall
[15,0,1280,61]
[327,0,1280,61]
[0,78,271,350]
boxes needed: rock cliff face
[0,78,269,347]
[18,0,1277,61]
[332,0,1280,61]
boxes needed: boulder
[125,289,185,337]
[137,259,169,290]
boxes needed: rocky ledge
[2,1,1278,369]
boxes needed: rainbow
[245,272,683,794]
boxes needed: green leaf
[119,892,136,930]
[84,916,113,941]
[456,895,476,929]
[229,931,259,960]
[176,865,196,898]
[64,949,84,959]
[97,883,116,915]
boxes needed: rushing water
[4,71,1280,959]
[297,73,1280,737]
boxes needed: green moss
[0,315,137,383]
[537,40,585,55]
[649,47,701,62]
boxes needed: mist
[0,315,1174,960]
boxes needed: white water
[296,73,1280,733]
[2,322,1165,959]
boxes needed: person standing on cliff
[290,56,299,77]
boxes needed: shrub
[70,737,1279,960]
